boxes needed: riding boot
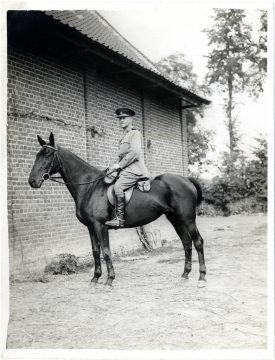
[105,193,125,228]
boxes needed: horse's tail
[188,177,203,206]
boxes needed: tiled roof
[46,11,162,73]
[45,10,209,103]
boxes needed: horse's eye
[36,148,51,158]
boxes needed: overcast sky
[101,8,212,77]
[99,6,270,174]
[101,7,264,78]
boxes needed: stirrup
[105,217,125,228]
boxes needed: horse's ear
[37,135,46,147]
[49,132,55,147]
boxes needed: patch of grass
[45,253,93,275]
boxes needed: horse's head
[28,132,60,188]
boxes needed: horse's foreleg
[166,215,192,279]
[88,226,102,284]
[186,221,207,286]
[94,222,115,286]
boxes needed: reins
[49,173,111,186]
[41,145,116,186]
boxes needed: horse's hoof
[197,280,207,288]
[105,277,114,287]
[91,278,98,286]
[104,284,114,291]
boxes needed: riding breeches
[114,170,144,195]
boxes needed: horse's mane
[58,145,105,175]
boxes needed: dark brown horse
[29,133,207,287]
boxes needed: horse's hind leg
[185,221,207,286]
[166,214,192,279]
[180,227,193,279]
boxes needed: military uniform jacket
[118,128,150,178]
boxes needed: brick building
[7,10,209,274]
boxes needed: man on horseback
[30,132,206,286]
[105,108,150,228]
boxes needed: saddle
[106,178,151,206]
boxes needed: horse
[28,133,207,287]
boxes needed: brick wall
[7,49,91,274]
[143,92,186,177]
[7,47,189,275]
[84,68,143,169]
[180,110,189,176]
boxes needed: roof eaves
[45,10,210,105]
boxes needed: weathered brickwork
[84,69,143,169]
[180,110,189,176]
[143,92,186,177]
[7,49,90,274]
[7,48,189,274]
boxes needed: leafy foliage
[156,52,211,121]
[247,10,267,98]
[156,52,215,175]
[156,52,208,95]
[200,134,267,215]
[259,10,267,63]
[187,123,215,175]
[204,9,260,93]
[244,134,267,202]
[45,253,80,275]
[228,197,267,215]
[204,9,266,159]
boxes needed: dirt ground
[7,214,267,350]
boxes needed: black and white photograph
[1,1,274,359]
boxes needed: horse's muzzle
[28,176,43,188]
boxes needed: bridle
[40,144,116,186]
[41,145,61,182]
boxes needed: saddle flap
[107,185,134,206]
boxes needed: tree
[187,122,215,176]
[259,10,267,72]
[247,10,267,98]
[156,52,215,175]
[204,9,263,161]
[156,52,211,116]
[156,52,198,90]
[245,134,267,202]
[156,52,211,95]
[202,133,267,215]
